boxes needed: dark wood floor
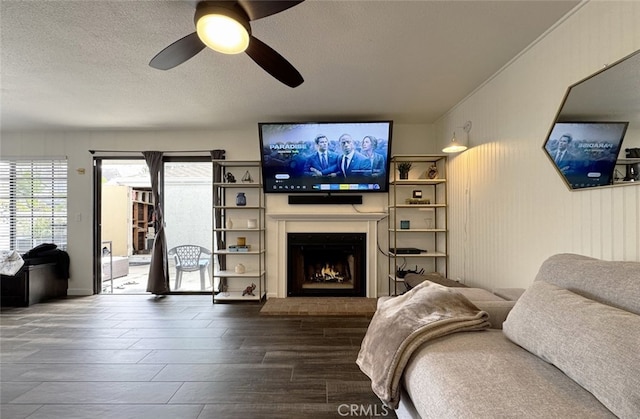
[0,295,396,418]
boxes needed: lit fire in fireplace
[320,264,344,282]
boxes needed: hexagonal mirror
[543,48,640,190]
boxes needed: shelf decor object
[427,164,439,179]
[397,162,412,179]
[241,170,254,183]
[623,148,639,181]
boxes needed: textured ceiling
[0,0,580,132]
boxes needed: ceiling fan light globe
[196,13,250,54]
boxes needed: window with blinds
[0,159,68,252]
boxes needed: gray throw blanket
[356,280,490,408]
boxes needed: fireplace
[269,212,385,298]
[287,233,366,297]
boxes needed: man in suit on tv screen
[304,135,340,177]
[339,134,371,177]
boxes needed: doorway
[95,157,213,294]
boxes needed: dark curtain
[211,149,226,292]
[143,151,170,295]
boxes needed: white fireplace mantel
[268,212,387,298]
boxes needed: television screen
[258,121,393,193]
[543,121,628,189]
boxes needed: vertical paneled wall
[440,1,640,290]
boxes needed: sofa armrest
[474,300,517,329]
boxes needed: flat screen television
[258,121,393,193]
[543,121,628,190]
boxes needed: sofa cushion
[403,331,616,418]
[535,253,640,315]
[503,280,640,419]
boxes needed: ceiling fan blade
[149,32,206,70]
[245,35,304,88]
[238,0,304,21]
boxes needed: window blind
[0,159,68,252]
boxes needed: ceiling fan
[149,0,305,88]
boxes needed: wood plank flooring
[0,295,395,418]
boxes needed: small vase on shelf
[236,192,246,206]
[225,218,233,229]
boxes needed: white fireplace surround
[268,212,386,298]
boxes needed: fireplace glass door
[287,233,366,297]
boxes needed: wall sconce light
[443,120,472,153]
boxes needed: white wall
[436,1,640,290]
[0,123,434,296]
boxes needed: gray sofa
[394,253,640,418]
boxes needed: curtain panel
[142,151,170,295]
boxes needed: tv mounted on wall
[543,121,629,190]
[258,121,393,195]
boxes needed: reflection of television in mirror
[543,121,629,190]
[258,121,393,194]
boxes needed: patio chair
[168,245,212,290]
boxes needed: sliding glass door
[95,156,212,294]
